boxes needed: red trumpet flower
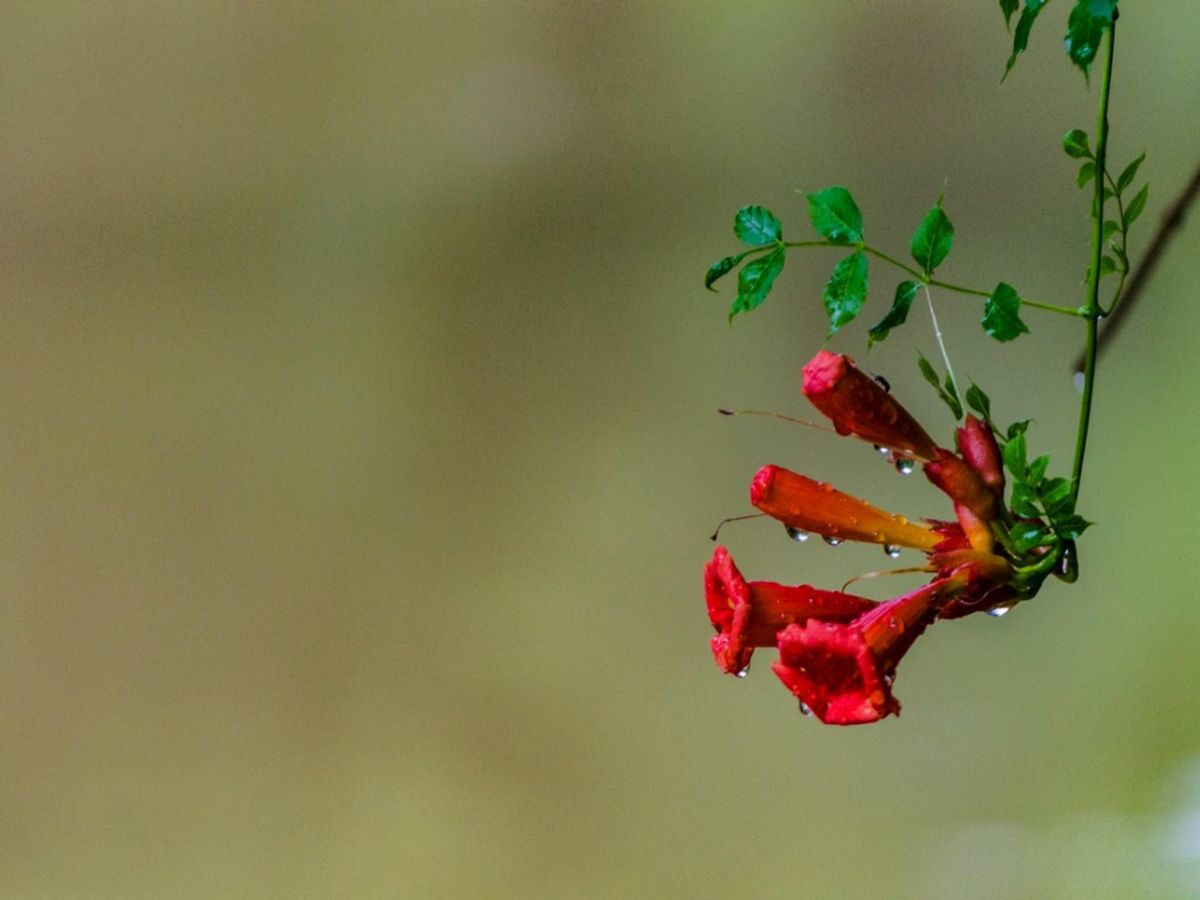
[706,350,1027,723]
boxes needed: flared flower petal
[705,545,876,675]
[801,350,940,461]
[771,577,963,725]
[751,464,943,550]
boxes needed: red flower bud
[705,546,877,675]
[957,415,1005,499]
[923,449,999,525]
[751,465,943,550]
[802,351,939,461]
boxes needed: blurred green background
[0,3,1197,897]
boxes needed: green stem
[1070,19,1117,504]
[780,241,1082,316]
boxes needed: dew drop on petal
[798,701,814,718]
[785,525,810,543]
[893,456,916,476]
[873,374,891,393]
[986,604,1012,618]
[822,535,844,547]
[735,666,750,678]
[883,543,902,559]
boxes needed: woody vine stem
[1072,16,1116,505]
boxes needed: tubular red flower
[750,464,944,551]
[801,350,939,461]
[771,576,964,725]
[705,546,877,674]
[957,415,1005,499]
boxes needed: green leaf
[822,251,869,333]
[1006,419,1030,441]
[1124,183,1149,228]
[910,205,954,275]
[1011,521,1051,554]
[1004,0,1049,78]
[806,187,864,244]
[868,280,918,347]
[1099,255,1118,276]
[917,353,963,421]
[943,373,962,420]
[1049,513,1091,540]
[734,206,782,246]
[1062,129,1092,159]
[1028,454,1050,485]
[729,248,785,321]
[1076,161,1096,188]
[1002,432,1028,477]
[1065,0,1117,75]
[1011,484,1041,519]
[1000,0,1019,28]
[1116,152,1146,194]
[983,282,1030,342]
[1101,219,1121,241]
[965,383,992,420]
[1040,477,1073,512]
[704,251,752,291]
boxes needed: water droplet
[822,535,844,547]
[873,374,891,393]
[785,525,810,543]
[883,543,902,559]
[874,444,891,456]
[798,701,814,718]
[735,666,750,678]
[1054,541,1079,583]
[893,456,916,476]
[818,481,834,493]
[986,604,1012,618]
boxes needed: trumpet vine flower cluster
[706,350,1079,725]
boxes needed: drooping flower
[706,349,1032,724]
[772,575,964,724]
[705,544,877,675]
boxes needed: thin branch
[1073,158,1200,372]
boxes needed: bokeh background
[0,3,1197,897]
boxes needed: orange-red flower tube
[750,464,944,550]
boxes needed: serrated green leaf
[1003,432,1028,477]
[806,187,863,244]
[1076,161,1096,188]
[1050,513,1091,540]
[1124,183,1149,228]
[983,282,1030,342]
[910,205,955,274]
[1011,484,1040,519]
[704,251,752,291]
[1041,477,1073,512]
[1000,0,1019,29]
[1116,152,1146,194]
[965,383,992,420]
[822,251,868,333]
[734,205,782,246]
[1063,129,1092,159]
[917,353,963,421]
[729,248,785,321]
[1004,0,1049,78]
[1065,0,1117,75]
[868,280,918,347]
